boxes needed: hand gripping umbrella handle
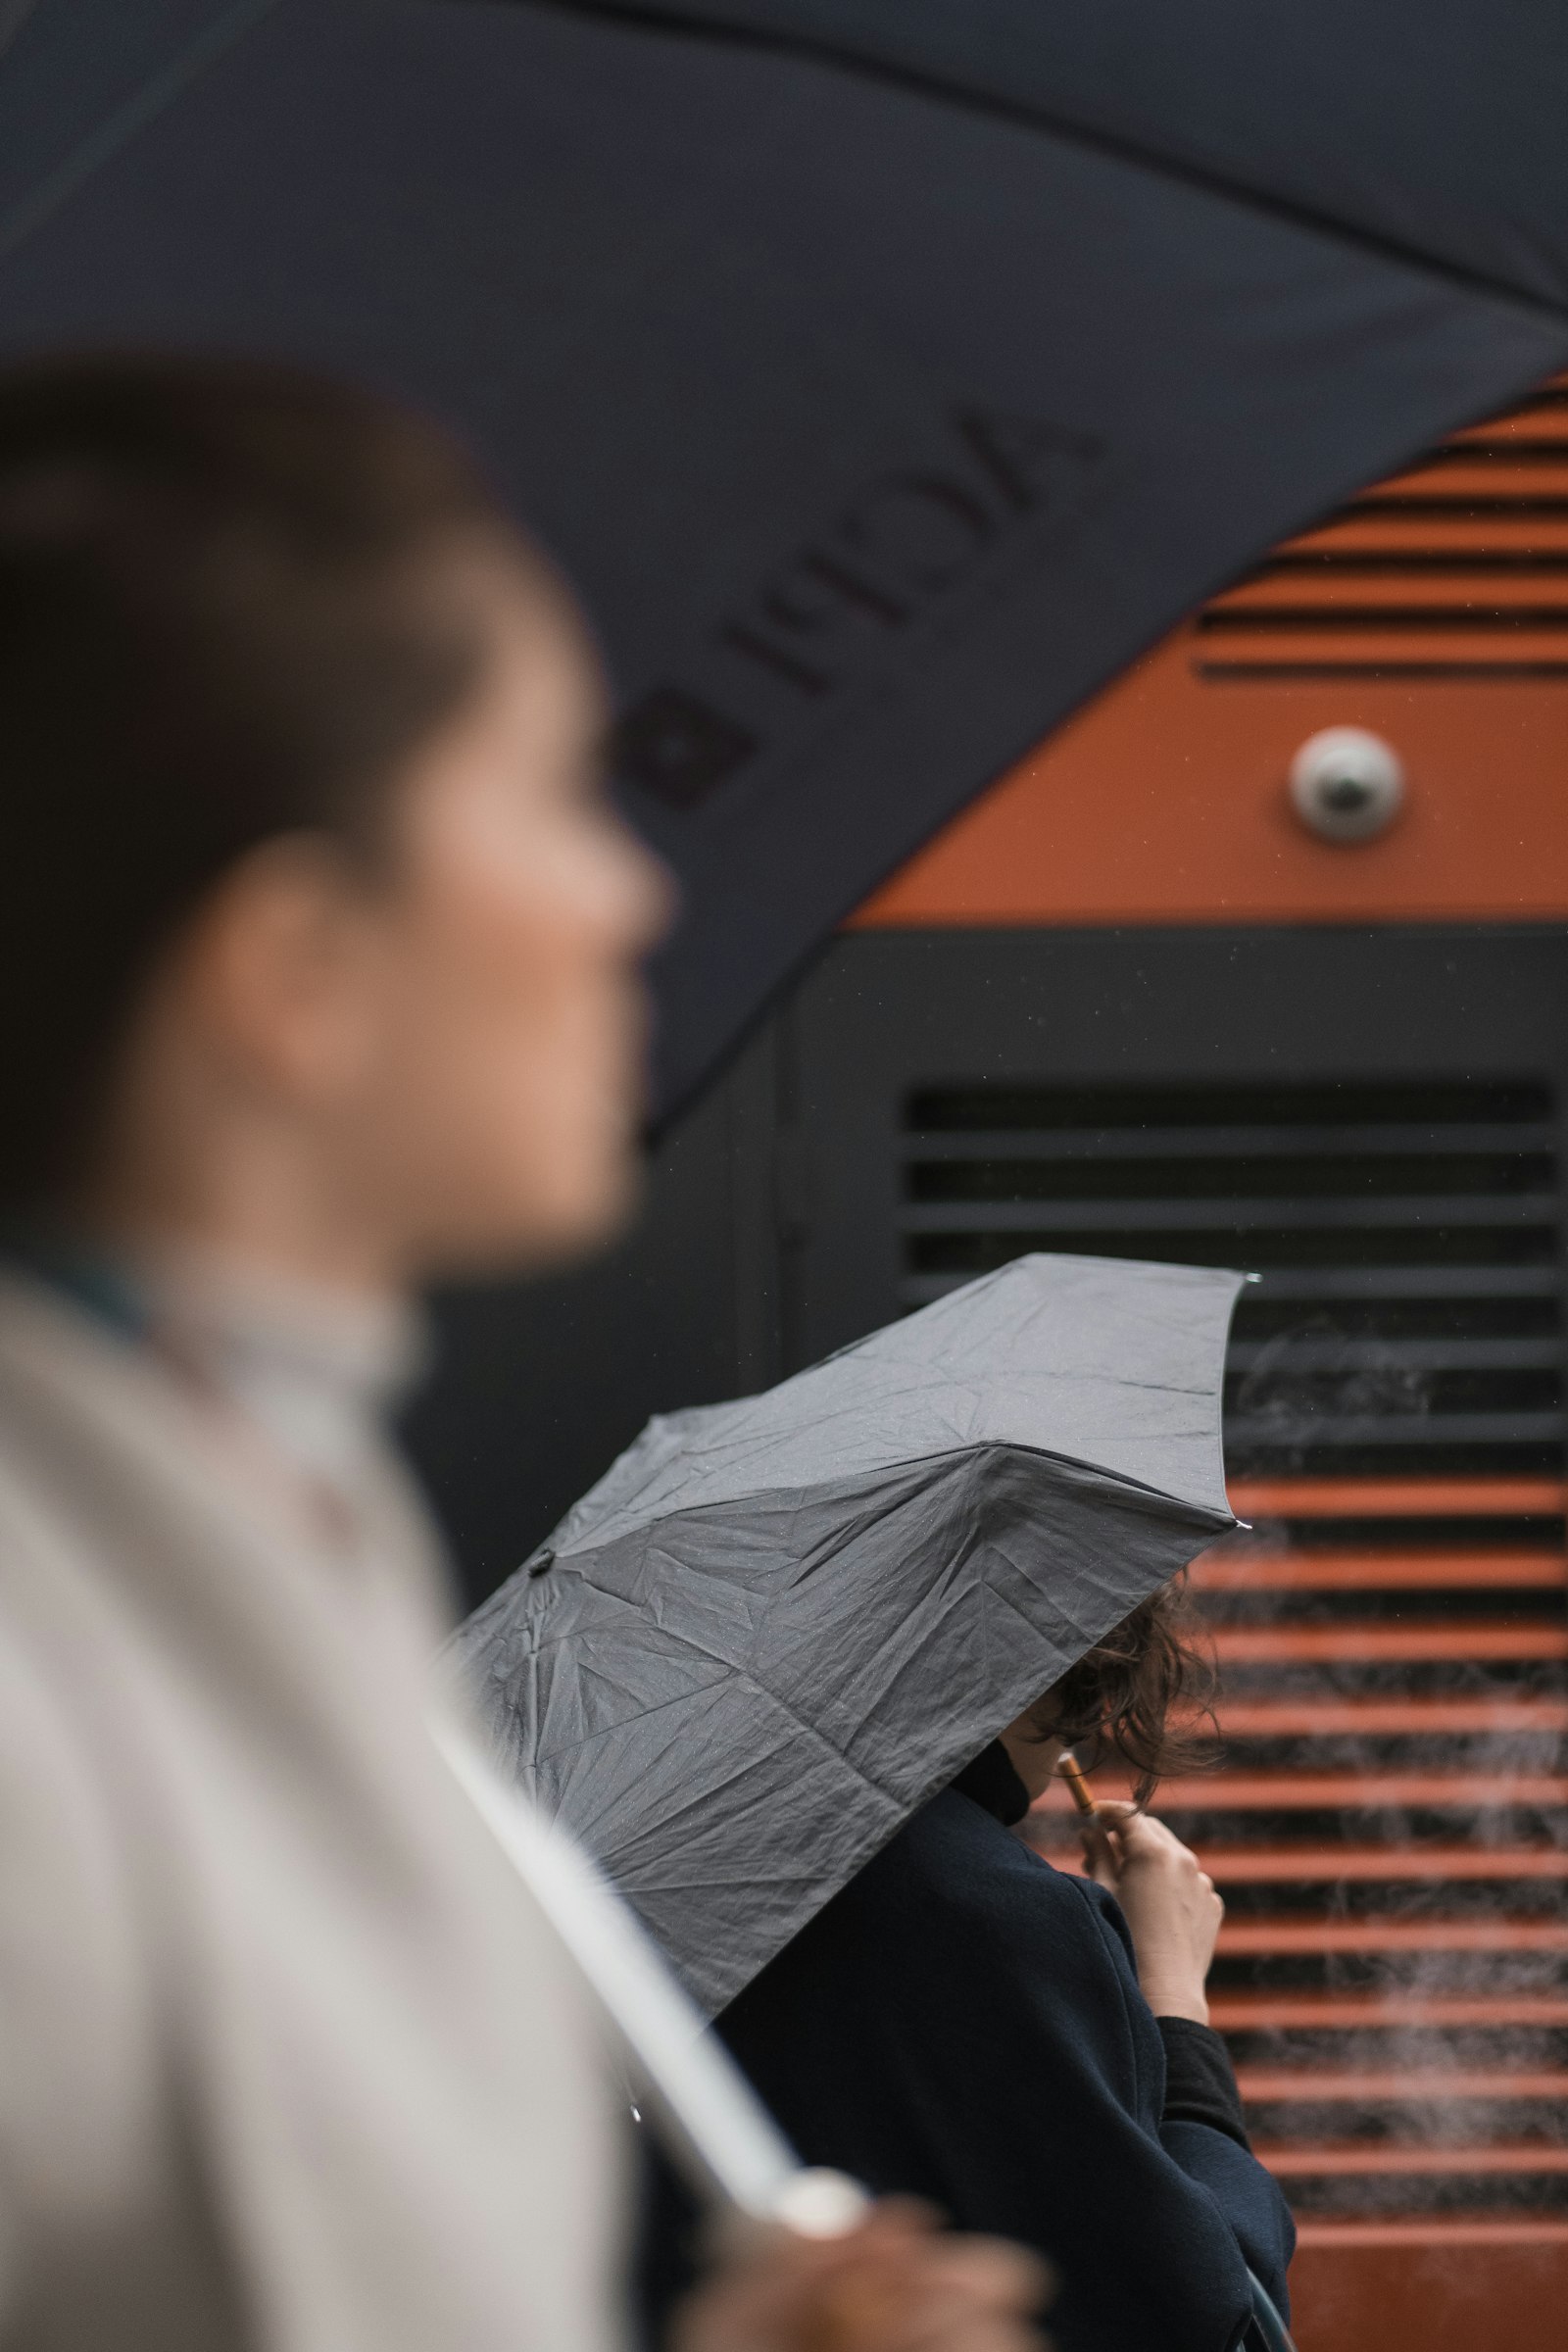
[433,1724,868,2240]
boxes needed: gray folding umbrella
[451,1251,1243,2015]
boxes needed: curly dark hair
[1041,1575,1220,1805]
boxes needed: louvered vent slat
[1281,517,1568,556]
[901,1076,1567,2235]
[1195,377,1568,678]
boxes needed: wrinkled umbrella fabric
[0,2,1566,1117]
[452,1254,1242,2014]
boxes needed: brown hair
[1046,1575,1219,1804]
[0,350,533,1209]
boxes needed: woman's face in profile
[342,562,673,1275]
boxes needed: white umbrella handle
[433,1724,867,2239]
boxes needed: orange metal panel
[1214,1699,1568,1735]
[1196,1849,1568,1885]
[1288,2232,1568,2352]
[1208,1623,1568,1661]
[850,630,1568,929]
[1346,458,1568,498]
[1026,1772,1568,1819]
[1033,1844,1568,1885]
[1195,629,1568,666]
[1294,2220,1568,2246]
[1446,408,1568,445]
[1206,572,1568,612]
[1163,1771,1568,1807]
[1259,2146,1568,2177]
[1208,1992,1568,2026]
[1217,1920,1568,1956]
[1237,2073,1568,2102]
[1282,513,1568,552]
[1193,1550,1566,1590]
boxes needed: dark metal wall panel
[780,926,1568,1365]
[401,1030,783,1609]
[406,922,1568,1608]
[776,921,1568,2261]
[407,913,1568,2299]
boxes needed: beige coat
[0,1275,624,2352]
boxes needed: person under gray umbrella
[710,1591,1293,2352]
[455,1251,1296,2351]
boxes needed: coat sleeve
[720,1793,1295,2352]
[941,1838,1295,2340]
[0,1612,163,2336]
[1154,2010,1296,2310]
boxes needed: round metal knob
[1288,727,1404,843]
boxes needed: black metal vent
[1194,380,1568,680]
[901,1077,1563,1478]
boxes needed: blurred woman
[716,1581,1296,2352]
[0,353,1044,2352]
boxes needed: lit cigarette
[1058,1749,1098,1816]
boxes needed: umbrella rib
[5,5,1560,330]
[531,1594,964,1794]
[0,2,39,69]
[534,1671,740,1768]
[0,0,282,266]
[556,1437,1235,1559]
[528,0,1568,324]
[536,1494,1170,1779]
[637,1696,916,1829]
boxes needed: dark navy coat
[716,1749,1295,2352]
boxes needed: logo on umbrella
[612,406,1103,810]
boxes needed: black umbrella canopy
[451,1254,1242,2014]
[1,2,1566,1117]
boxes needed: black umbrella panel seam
[0,0,281,265]
[518,0,1568,321]
[514,1446,1232,1791]
[544,1437,1238,1567]
[6,3,1564,330]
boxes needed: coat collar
[952,1739,1031,1827]
[0,1269,450,1642]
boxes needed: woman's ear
[175,835,389,1106]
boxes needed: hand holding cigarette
[1057,1754,1222,2026]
